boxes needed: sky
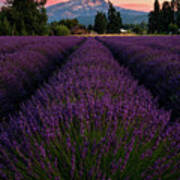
[0,0,170,12]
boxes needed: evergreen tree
[88,24,93,31]
[176,10,180,27]
[154,0,161,32]
[0,17,11,35]
[94,11,107,34]
[148,0,161,33]
[148,0,176,33]
[11,24,18,35]
[21,20,27,36]
[161,1,173,32]
[174,0,180,27]
[148,11,155,33]
[116,12,122,30]
[107,1,122,33]
[154,0,160,12]
[171,0,175,23]
[0,0,47,35]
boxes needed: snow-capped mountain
[46,0,148,25]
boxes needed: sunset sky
[0,0,170,12]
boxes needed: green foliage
[176,10,180,27]
[94,12,107,34]
[154,0,160,13]
[148,0,161,33]
[87,24,93,31]
[0,17,11,35]
[0,0,48,35]
[55,25,70,36]
[161,1,174,32]
[59,19,79,31]
[168,23,178,33]
[132,25,144,34]
[123,23,148,34]
[49,23,71,36]
[49,19,84,35]
[148,0,180,34]
[11,24,18,35]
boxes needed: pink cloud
[46,0,153,12]
[0,0,69,7]
[46,0,68,7]
[118,3,152,12]
[0,0,154,12]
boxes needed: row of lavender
[107,36,180,53]
[0,39,179,179]
[0,36,36,56]
[0,36,84,118]
[0,36,66,60]
[97,36,180,121]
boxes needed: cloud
[118,3,152,12]
[0,0,69,7]
[0,0,160,12]
[46,0,153,11]
[46,0,69,6]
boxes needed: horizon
[0,0,171,12]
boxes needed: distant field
[74,33,137,36]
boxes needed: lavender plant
[0,36,84,117]
[0,39,179,180]
[98,36,180,121]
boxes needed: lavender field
[0,36,84,118]
[98,36,180,121]
[0,37,179,179]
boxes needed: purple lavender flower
[0,38,179,180]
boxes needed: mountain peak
[47,0,148,25]
[70,0,106,6]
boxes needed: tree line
[2,0,178,35]
[148,0,180,34]
[0,0,123,35]
[94,1,122,34]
